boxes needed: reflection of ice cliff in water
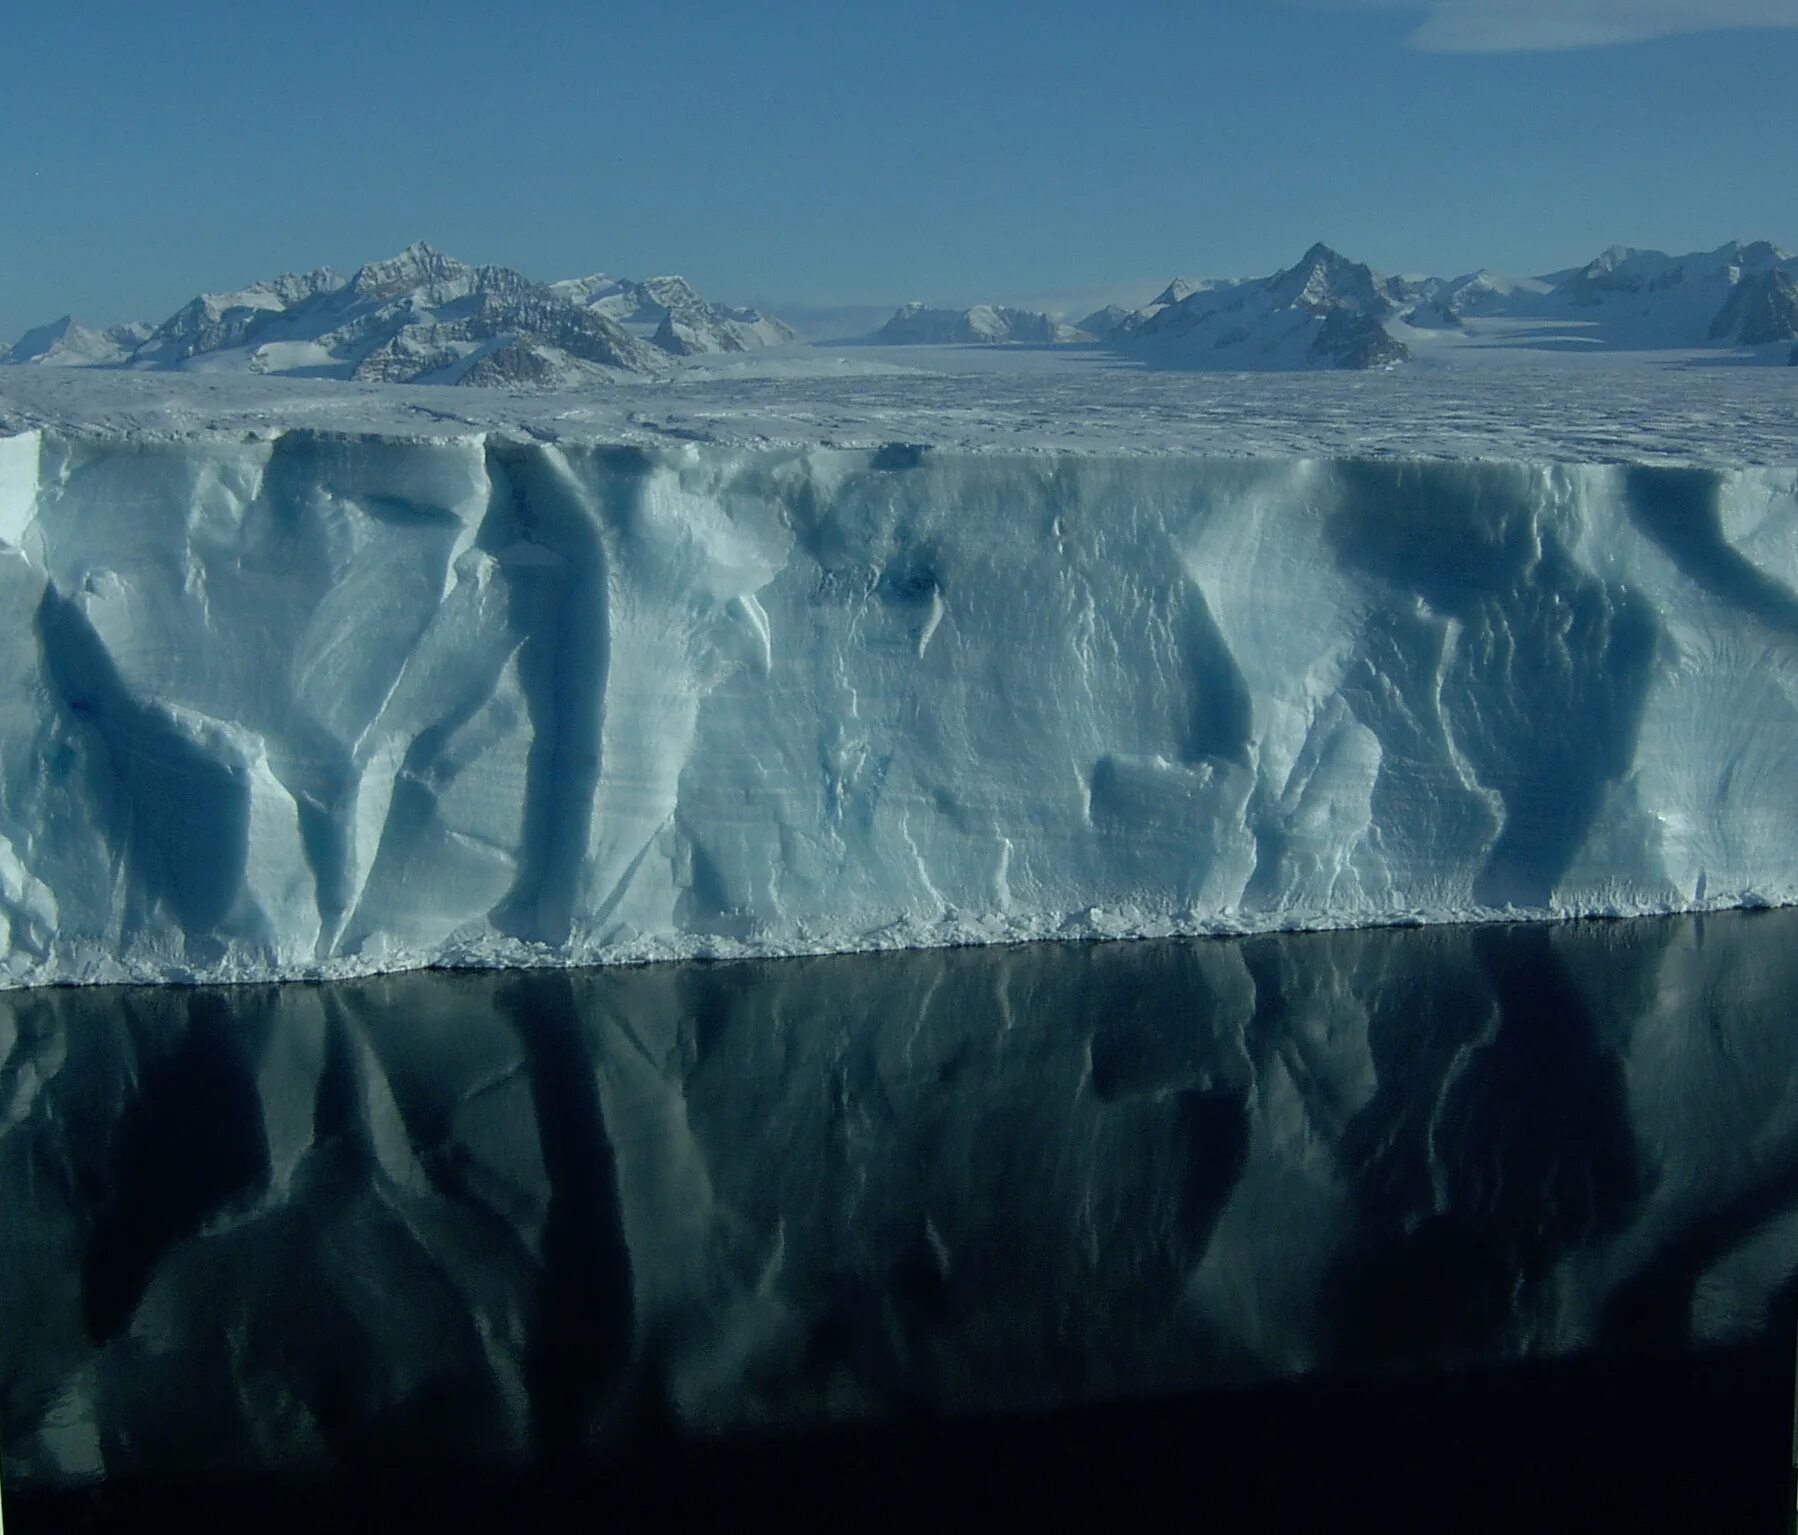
[6,910,1798,1486]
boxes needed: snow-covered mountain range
[7,238,1796,382]
[0,244,800,387]
[1088,239,1798,369]
[1413,240,1798,350]
[0,317,156,368]
[1096,244,1414,369]
[546,271,801,355]
[875,302,1087,345]
[861,239,1797,369]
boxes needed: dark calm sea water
[5,911,1798,1531]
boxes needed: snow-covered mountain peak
[175,264,341,321]
[1532,240,1798,347]
[1267,242,1399,316]
[1712,238,1789,270]
[546,272,621,307]
[8,315,78,354]
[548,270,799,354]
[1709,267,1798,345]
[1150,277,1199,308]
[5,315,155,367]
[1106,243,1410,370]
[1372,238,1794,355]
[348,242,486,303]
[1076,303,1133,339]
[1290,240,1354,275]
[639,275,707,312]
[1558,245,1691,303]
[1,243,814,385]
[1567,240,1797,288]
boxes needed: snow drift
[0,427,1794,987]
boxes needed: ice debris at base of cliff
[0,421,1794,986]
[7,914,1798,1483]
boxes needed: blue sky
[3,0,1795,340]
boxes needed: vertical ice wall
[0,430,1793,984]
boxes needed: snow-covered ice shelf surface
[5,364,1798,465]
[0,368,1794,986]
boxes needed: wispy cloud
[1310,0,1798,53]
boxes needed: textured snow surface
[5,366,1798,464]
[0,370,1794,986]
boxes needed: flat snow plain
[0,358,1795,987]
[6,354,1798,464]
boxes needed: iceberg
[0,396,1795,986]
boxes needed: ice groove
[483,444,613,947]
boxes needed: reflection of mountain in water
[6,912,1798,1488]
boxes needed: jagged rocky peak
[652,306,801,356]
[1529,239,1798,349]
[1713,238,1789,272]
[1102,242,1412,369]
[1267,242,1401,315]
[248,265,345,307]
[639,274,708,312]
[1313,309,1409,368]
[544,272,618,306]
[1428,268,1554,322]
[348,240,480,301]
[1559,244,1685,304]
[1103,279,1200,337]
[138,261,344,363]
[548,269,799,354]
[176,262,342,316]
[1584,243,1636,275]
[1560,241,1750,290]
[2,242,676,386]
[1710,267,1798,345]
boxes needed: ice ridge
[0,429,1794,987]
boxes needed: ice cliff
[0,425,1794,986]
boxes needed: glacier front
[0,407,1794,986]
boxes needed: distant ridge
[1101,239,1798,370]
[875,302,1088,345]
[2,244,802,388]
[852,237,1798,370]
[9,237,1797,382]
